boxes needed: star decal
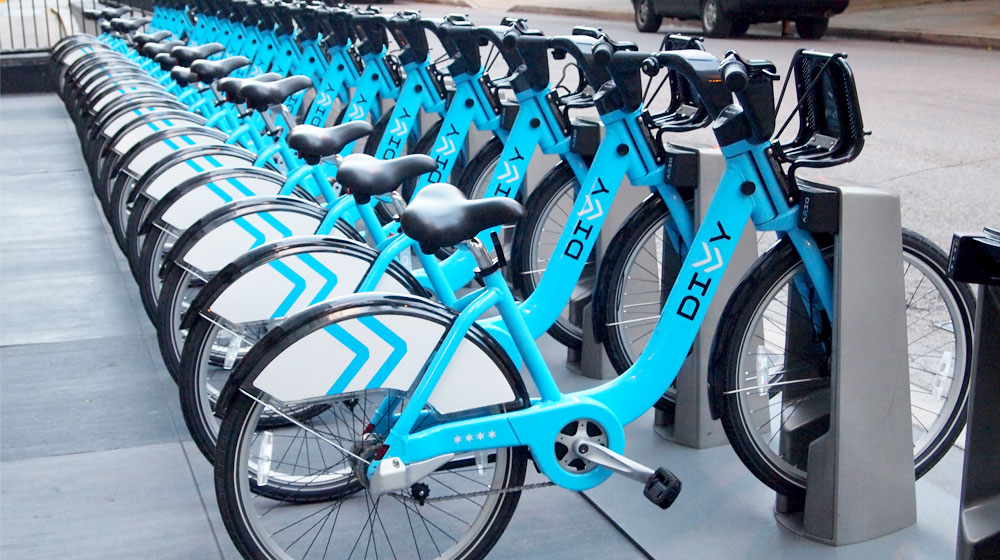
[465,434,474,442]
[488,430,496,439]
[453,435,462,444]
[476,432,485,440]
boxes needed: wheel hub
[554,419,608,474]
[351,438,383,489]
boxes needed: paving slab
[0,230,120,282]
[0,335,181,461]
[0,271,143,346]
[0,442,223,560]
[0,94,72,122]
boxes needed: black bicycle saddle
[401,183,524,254]
[111,17,150,33]
[218,73,283,104]
[134,30,172,48]
[191,56,251,83]
[154,52,179,71]
[171,43,225,66]
[238,75,313,111]
[336,153,437,204]
[287,121,374,164]
[170,66,201,87]
[142,39,186,58]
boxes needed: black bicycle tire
[593,194,685,412]
[509,161,586,350]
[709,229,975,498]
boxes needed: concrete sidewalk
[426,0,1000,49]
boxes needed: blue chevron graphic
[204,181,233,202]
[325,323,370,395]
[234,216,267,249]
[226,177,256,197]
[268,259,307,318]
[185,159,205,172]
[257,211,293,238]
[204,155,226,168]
[360,316,406,390]
[297,253,337,305]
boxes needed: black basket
[775,49,866,180]
[643,34,712,140]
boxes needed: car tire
[634,0,663,32]
[795,17,829,39]
[701,0,734,37]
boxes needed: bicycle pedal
[643,467,681,510]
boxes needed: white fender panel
[252,313,517,413]
[111,118,199,156]
[160,176,281,229]
[427,339,517,415]
[93,86,152,113]
[145,156,255,200]
[182,211,323,272]
[209,250,409,323]
[125,133,223,177]
[62,48,90,66]
[253,315,445,403]
[84,74,129,95]
[101,106,161,138]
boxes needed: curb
[411,0,477,8]
[827,26,999,50]
[498,3,997,50]
[508,4,632,22]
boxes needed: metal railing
[1,0,111,52]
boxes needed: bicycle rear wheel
[214,296,530,559]
[710,229,974,498]
[217,392,528,560]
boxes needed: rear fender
[138,168,286,236]
[127,144,259,205]
[216,293,529,420]
[164,196,330,276]
[187,236,418,329]
[115,127,227,181]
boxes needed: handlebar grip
[513,34,552,50]
[592,42,614,66]
[720,57,748,93]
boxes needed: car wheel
[701,0,734,37]
[795,17,829,39]
[634,0,663,32]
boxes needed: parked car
[632,0,849,38]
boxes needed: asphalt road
[398,2,999,250]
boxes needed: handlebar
[720,55,748,93]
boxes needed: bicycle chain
[408,481,555,504]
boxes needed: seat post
[276,104,298,130]
[466,238,496,273]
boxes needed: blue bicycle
[207,46,921,559]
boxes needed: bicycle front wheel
[711,229,974,498]
[510,162,592,350]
